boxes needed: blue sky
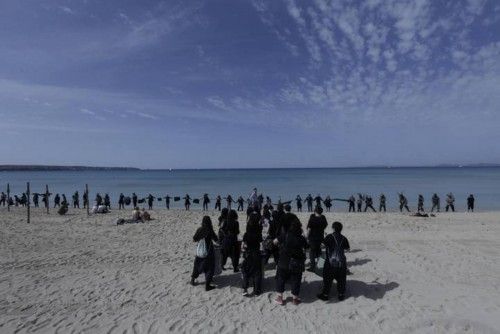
[0,0,499,169]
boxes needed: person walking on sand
[191,216,218,291]
[306,206,328,272]
[317,221,350,302]
[379,194,386,212]
[431,193,440,212]
[274,217,308,306]
[241,213,263,297]
[399,193,410,212]
[467,194,475,212]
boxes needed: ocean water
[0,168,499,211]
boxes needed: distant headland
[0,165,140,172]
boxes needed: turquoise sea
[0,168,499,211]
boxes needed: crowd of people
[0,188,476,213]
[191,195,351,305]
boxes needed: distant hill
[0,165,140,171]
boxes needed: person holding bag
[274,216,308,306]
[191,216,219,291]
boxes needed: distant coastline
[0,163,499,172]
[0,165,140,172]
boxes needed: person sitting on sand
[132,207,141,221]
[274,216,308,306]
[241,213,263,297]
[317,221,350,302]
[140,208,151,221]
[191,216,218,291]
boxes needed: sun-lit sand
[1,207,499,333]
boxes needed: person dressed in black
[357,194,363,212]
[306,206,328,272]
[379,194,386,212]
[72,191,79,209]
[132,193,138,208]
[95,193,103,207]
[348,195,356,212]
[0,192,6,206]
[104,194,111,209]
[323,196,333,212]
[145,194,154,210]
[399,193,410,212]
[118,193,125,210]
[202,194,210,211]
[263,207,279,266]
[33,193,39,208]
[61,194,68,206]
[431,193,440,212]
[214,195,222,211]
[305,194,314,212]
[42,193,50,208]
[54,194,61,208]
[241,213,263,297]
[317,221,350,301]
[191,216,218,291]
[417,194,424,212]
[184,194,191,211]
[295,195,302,212]
[165,195,171,209]
[314,194,323,209]
[364,195,376,212]
[274,217,308,306]
[83,191,88,209]
[236,196,245,211]
[467,194,475,212]
[221,209,240,272]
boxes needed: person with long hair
[274,216,308,306]
[191,216,219,291]
[221,209,240,272]
[241,213,263,296]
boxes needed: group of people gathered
[191,201,350,305]
[0,188,476,214]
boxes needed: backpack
[196,238,208,258]
[328,234,346,269]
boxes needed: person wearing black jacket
[221,210,240,272]
[317,221,350,301]
[295,195,302,212]
[241,213,263,296]
[214,195,222,211]
[202,194,210,211]
[118,193,125,210]
[274,217,308,306]
[305,194,314,212]
[132,193,138,208]
[191,216,219,291]
[467,194,475,212]
[306,206,328,271]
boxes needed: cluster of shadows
[214,249,399,304]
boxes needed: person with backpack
[306,206,328,272]
[191,216,219,291]
[274,217,308,306]
[317,221,350,301]
[241,213,263,297]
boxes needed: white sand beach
[1,207,499,334]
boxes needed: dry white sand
[1,207,499,334]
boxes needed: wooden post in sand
[85,184,90,216]
[45,185,50,214]
[7,183,10,212]
[27,182,30,224]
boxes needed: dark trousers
[379,204,386,212]
[74,202,79,208]
[119,203,124,209]
[364,204,376,212]
[357,203,362,212]
[297,206,302,212]
[418,204,424,212]
[431,203,439,212]
[237,203,243,211]
[215,203,221,211]
[192,257,214,288]
[222,241,240,270]
[446,204,455,212]
[467,204,474,212]
[400,204,410,212]
[264,246,279,265]
[308,240,322,269]
[276,268,302,296]
[322,266,347,297]
[349,203,355,212]
[307,204,313,212]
